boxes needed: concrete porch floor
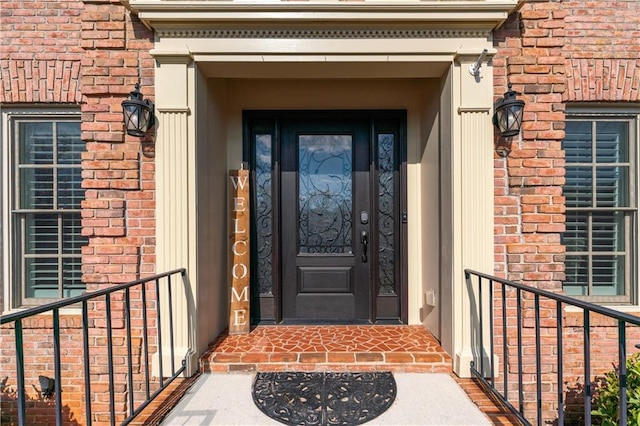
[132,325,522,425]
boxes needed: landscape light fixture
[492,84,525,138]
[122,83,154,137]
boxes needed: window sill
[2,306,83,317]
[564,304,640,314]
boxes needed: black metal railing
[0,268,189,426]
[465,269,640,426]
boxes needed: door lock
[360,211,369,225]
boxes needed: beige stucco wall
[194,73,229,360]
[224,77,440,327]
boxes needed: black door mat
[252,371,396,425]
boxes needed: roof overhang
[126,0,524,32]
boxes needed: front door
[281,117,371,321]
[246,111,406,324]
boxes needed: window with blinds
[562,112,637,303]
[12,117,86,305]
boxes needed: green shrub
[592,352,640,425]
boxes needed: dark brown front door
[245,111,406,324]
[280,117,371,321]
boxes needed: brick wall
[493,0,640,422]
[563,0,640,102]
[80,0,155,290]
[0,0,83,103]
[80,1,156,422]
[1,0,156,422]
[1,0,85,423]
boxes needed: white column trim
[452,56,495,377]
[155,56,199,375]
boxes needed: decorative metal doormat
[252,371,396,425]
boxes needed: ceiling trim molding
[156,28,493,39]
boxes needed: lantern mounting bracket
[468,49,488,79]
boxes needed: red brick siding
[1,0,156,423]
[493,0,640,422]
[493,1,566,289]
[563,0,640,102]
[0,317,86,424]
[0,0,83,103]
[80,2,157,422]
[1,0,85,423]
[80,2,156,292]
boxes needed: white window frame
[563,106,639,305]
[1,107,84,311]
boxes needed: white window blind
[12,118,86,304]
[563,115,637,303]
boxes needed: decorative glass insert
[378,134,396,295]
[298,135,353,254]
[13,119,86,302]
[254,134,273,295]
[562,117,635,301]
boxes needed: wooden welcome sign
[229,169,250,334]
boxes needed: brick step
[201,351,452,373]
[200,325,453,374]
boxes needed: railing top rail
[0,268,187,325]
[465,268,640,327]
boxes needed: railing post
[155,278,165,386]
[618,320,627,426]
[141,281,151,400]
[125,288,135,418]
[489,279,495,386]
[501,283,508,401]
[14,320,26,425]
[583,310,591,426]
[517,288,524,416]
[534,295,541,426]
[105,294,116,426]
[478,275,485,377]
[82,300,93,426]
[53,308,62,426]
[556,300,564,425]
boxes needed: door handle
[361,230,368,263]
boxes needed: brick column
[80,2,155,422]
[493,2,567,421]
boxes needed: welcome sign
[229,169,250,334]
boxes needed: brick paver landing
[200,325,452,373]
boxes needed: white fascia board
[129,0,522,29]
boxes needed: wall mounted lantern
[38,375,55,398]
[492,84,525,138]
[122,83,154,137]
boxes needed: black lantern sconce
[492,84,525,138]
[122,83,154,137]
[38,375,55,398]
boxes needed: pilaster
[153,52,199,375]
[452,52,495,377]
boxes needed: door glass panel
[255,134,273,295]
[298,135,353,254]
[378,134,396,294]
